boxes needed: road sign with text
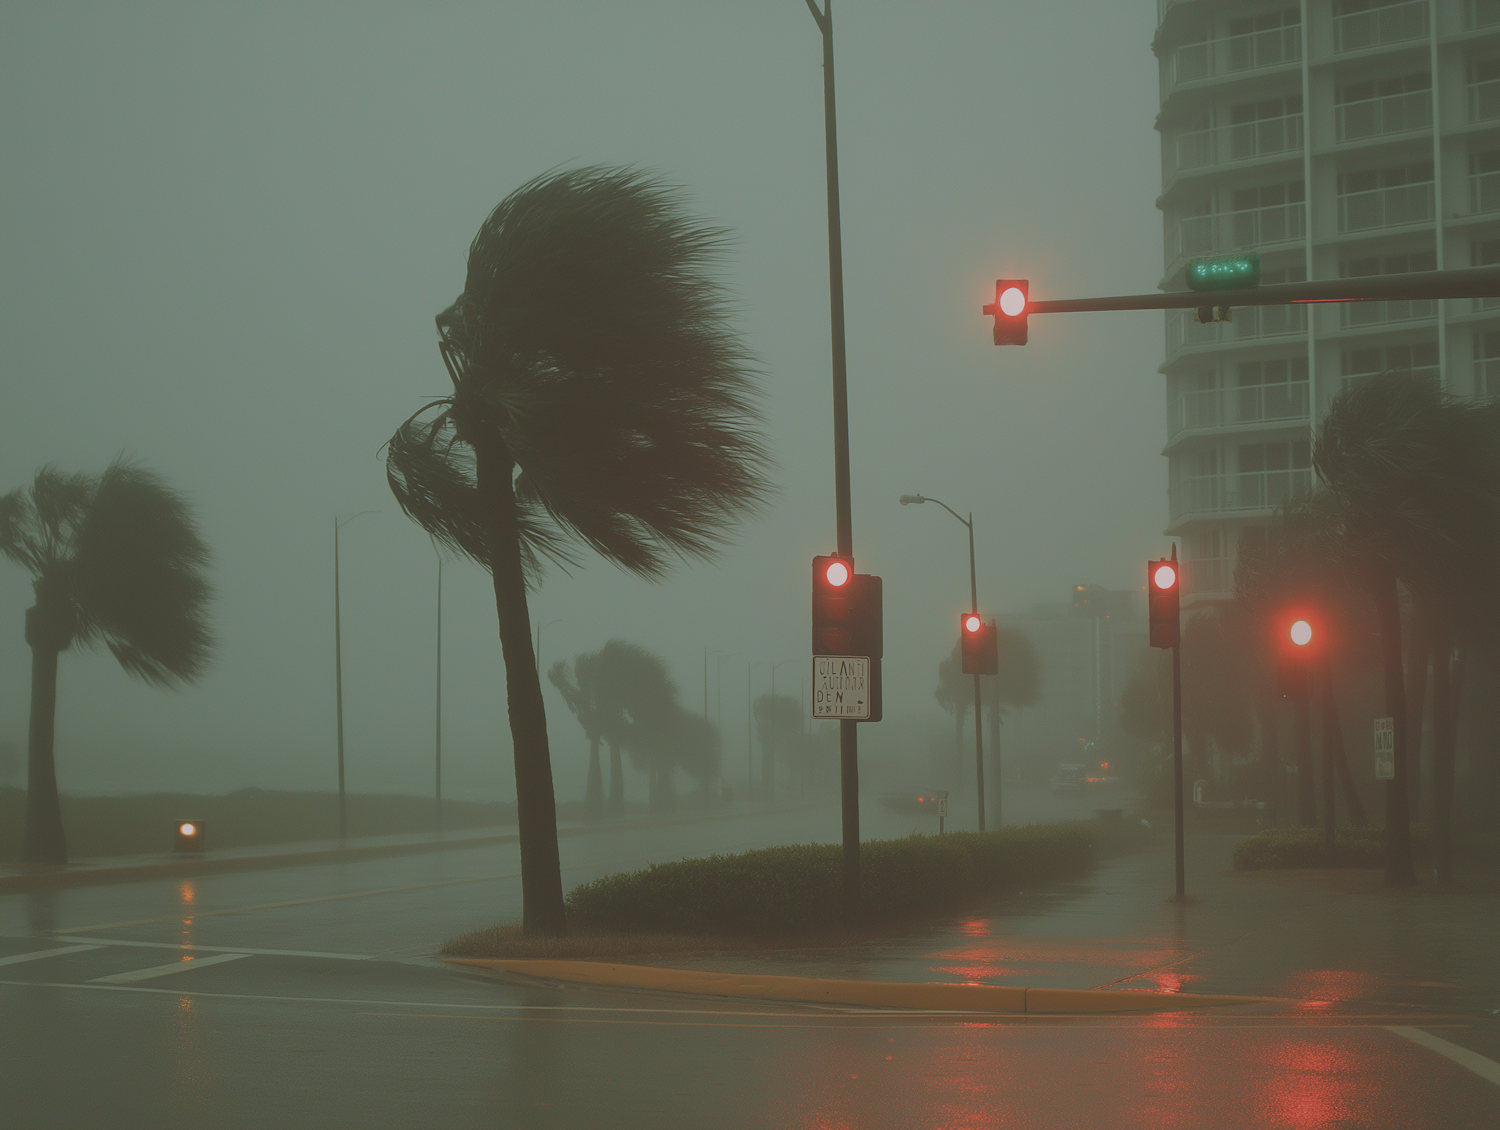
[812,655,875,720]
[1374,717,1394,780]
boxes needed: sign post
[1374,717,1395,780]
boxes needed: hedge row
[565,823,1101,936]
[1231,825,1430,870]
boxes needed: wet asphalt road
[2,795,1498,1129]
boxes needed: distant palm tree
[385,169,768,935]
[0,461,213,864]
[1315,374,1498,885]
[548,655,607,820]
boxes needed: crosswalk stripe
[1387,1027,1500,1088]
[89,951,254,984]
[0,944,103,967]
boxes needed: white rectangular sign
[812,655,871,720]
[1373,716,1394,780]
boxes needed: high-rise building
[1153,0,1499,599]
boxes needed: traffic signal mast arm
[1021,264,1500,316]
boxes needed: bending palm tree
[386,168,768,935]
[0,461,213,864]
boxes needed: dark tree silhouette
[548,656,607,820]
[0,461,213,864]
[386,169,768,934]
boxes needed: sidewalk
[0,803,802,894]
[617,833,1500,1017]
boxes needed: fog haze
[0,1,1165,802]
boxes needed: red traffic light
[963,613,982,633]
[174,820,204,853]
[1152,563,1178,590]
[824,559,850,588]
[1289,619,1313,647]
[981,278,1029,346]
[1147,551,1180,649]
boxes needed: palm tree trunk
[607,741,624,815]
[22,608,66,865]
[1319,651,1367,827]
[585,736,603,821]
[1293,696,1315,827]
[473,440,566,935]
[1373,573,1416,886]
[1431,633,1458,885]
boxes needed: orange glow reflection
[178,879,196,905]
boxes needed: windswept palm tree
[548,655,607,820]
[1315,374,1498,885]
[0,461,213,863]
[386,168,768,935]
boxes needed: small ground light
[174,821,204,853]
[1290,619,1313,646]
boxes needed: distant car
[1049,763,1114,792]
[879,791,947,815]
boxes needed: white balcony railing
[1341,366,1440,394]
[1169,470,1313,522]
[1335,90,1430,143]
[1165,305,1307,355]
[1468,79,1500,122]
[1341,298,1438,328]
[1167,381,1310,438]
[1333,0,1427,53]
[1173,202,1305,260]
[1337,182,1434,233]
[1165,24,1301,91]
[1471,171,1500,214]
[1474,295,1500,312]
[1171,113,1303,177]
[1467,0,1500,30]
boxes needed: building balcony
[1339,298,1437,329]
[1181,557,1230,595]
[1333,0,1427,54]
[1161,23,1301,97]
[1167,113,1302,180]
[1467,78,1500,124]
[1475,357,1500,398]
[1167,381,1310,440]
[1335,90,1430,144]
[1172,202,1305,263]
[1165,305,1307,357]
[1169,470,1313,523]
[1472,171,1500,215]
[1337,182,1433,234]
[1341,365,1440,395]
[1467,0,1500,31]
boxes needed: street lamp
[333,510,377,841]
[899,493,991,831]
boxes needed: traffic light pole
[1172,637,1185,903]
[806,0,861,920]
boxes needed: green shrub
[565,822,1105,936]
[1232,825,1430,870]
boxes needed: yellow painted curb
[443,958,1268,1013]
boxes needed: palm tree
[0,461,213,864]
[386,168,768,935]
[547,655,606,820]
[1315,374,1498,885]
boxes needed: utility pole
[333,510,375,841]
[434,553,442,832]
[805,0,861,921]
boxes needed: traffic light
[812,556,883,660]
[982,279,1029,345]
[959,613,999,675]
[1275,612,1318,699]
[174,820,204,853]
[1147,550,1180,649]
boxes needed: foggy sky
[0,2,1167,802]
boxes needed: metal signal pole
[806,0,860,919]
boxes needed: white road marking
[52,935,372,960]
[89,952,254,984]
[0,944,103,966]
[1388,1026,1500,1087]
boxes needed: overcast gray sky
[1,1,1167,802]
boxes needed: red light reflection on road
[958,919,988,937]
[1280,969,1380,1004]
[1255,1039,1364,1128]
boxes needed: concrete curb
[0,805,804,895]
[443,958,1269,1013]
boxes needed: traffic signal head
[1275,612,1319,697]
[1186,251,1261,291]
[1147,553,1180,649]
[960,614,999,675]
[981,279,1029,345]
[812,556,882,660]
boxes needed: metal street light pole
[534,620,563,674]
[805,0,862,921]
[747,661,766,798]
[900,494,988,831]
[434,547,443,832]
[333,510,376,841]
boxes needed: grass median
[445,818,1152,959]
[1231,825,1430,870]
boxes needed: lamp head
[899,494,925,506]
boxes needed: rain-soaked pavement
[2,792,1497,1129]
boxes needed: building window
[1336,72,1431,142]
[1340,250,1437,326]
[1467,58,1500,120]
[1470,149,1500,214]
[1338,162,1435,232]
[1341,341,1440,393]
[1238,440,1311,474]
[1473,237,1500,311]
[1224,95,1303,161]
[1474,331,1500,398]
[1236,441,1312,511]
[1184,529,1228,594]
[1226,8,1301,72]
[1333,0,1428,54]
[1230,181,1305,246]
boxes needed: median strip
[443,958,1269,1013]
